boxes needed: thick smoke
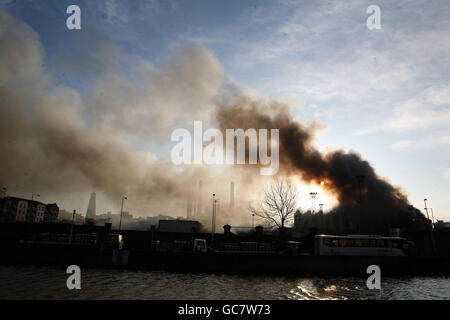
[0,11,422,233]
[0,11,262,227]
[216,98,423,233]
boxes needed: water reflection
[0,266,449,300]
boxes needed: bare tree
[249,179,298,229]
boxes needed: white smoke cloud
[0,11,270,228]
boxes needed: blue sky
[1,0,449,219]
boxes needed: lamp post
[252,214,255,228]
[424,199,430,220]
[309,192,317,213]
[211,193,217,242]
[119,195,127,231]
[214,199,217,233]
[212,194,215,234]
[424,198,436,255]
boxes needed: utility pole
[211,194,216,242]
[214,199,217,233]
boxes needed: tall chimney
[196,180,203,216]
[186,197,193,220]
[229,182,235,210]
[85,192,96,221]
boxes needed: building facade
[45,203,59,222]
[0,197,58,223]
[158,219,202,233]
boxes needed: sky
[1,0,449,221]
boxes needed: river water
[0,266,449,300]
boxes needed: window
[361,240,370,247]
[375,240,386,248]
[323,238,341,247]
[340,239,353,247]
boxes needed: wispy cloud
[385,85,450,132]
[392,135,450,151]
[443,168,450,179]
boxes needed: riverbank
[2,243,450,276]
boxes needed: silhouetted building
[434,220,450,230]
[45,203,59,222]
[58,209,84,224]
[158,220,201,233]
[0,186,7,199]
[0,197,46,223]
[85,192,96,224]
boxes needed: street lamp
[119,195,127,231]
[424,198,436,255]
[252,214,255,228]
[309,192,317,213]
[211,194,217,242]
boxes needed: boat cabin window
[323,238,338,247]
[321,237,401,248]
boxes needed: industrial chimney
[186,197,194,220]
[229,182,235,210]
[196,180,203,217]
[85,192,96,223]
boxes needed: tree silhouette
[249,179,298,229]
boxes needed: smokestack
[196,180,203,216]
[229,182,235,210]
[186,196,193,220]
[85,192,96,221]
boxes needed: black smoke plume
[217,97,424,234]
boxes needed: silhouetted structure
[0,196,56,223]
[85,192,96,224]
